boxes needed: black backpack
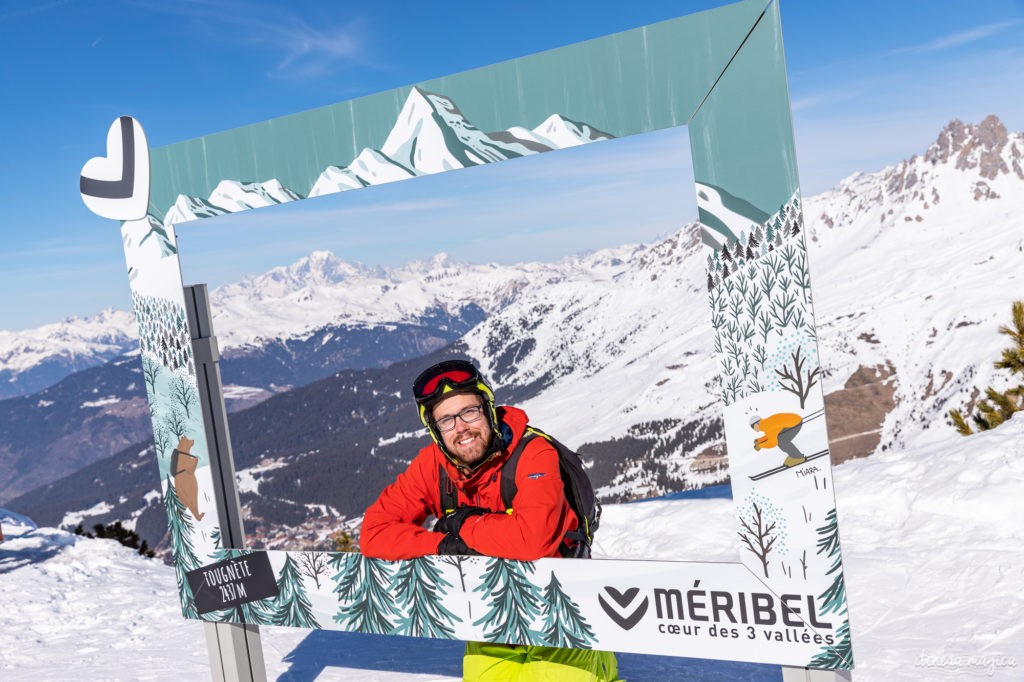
[439,426,601,558]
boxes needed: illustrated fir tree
[165,475,201,619]
[329,551,360,603]
[270,554,320,628]
[391,557,461,639]
[808,508,853,669]
[721,241,733,263]
[208,526,231,563]
[950,300,1024,434]
[235,586,276,626]
[539,572,596,649]
[473,558,543,644]
[333,555,400,633]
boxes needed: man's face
[432,392,493,467]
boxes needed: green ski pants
[464,642,621,681]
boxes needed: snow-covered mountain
[6,116,1024,534]
[0,309,137,399]
[804,115,1024,452]
[0,87,617,402]
[207,249,592,349]
[462,115,1024,498]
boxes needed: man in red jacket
[361,358,618,681]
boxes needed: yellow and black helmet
[412,359,500,454]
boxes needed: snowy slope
[2,414,1021,680]
[804,115,1024,452]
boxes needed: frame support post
[782,667,853,681]
[184,283,267,682]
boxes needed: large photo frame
[87,0,853,669]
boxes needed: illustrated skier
[751,412,807,467]
[361,359,619,681]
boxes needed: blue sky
[1,0,1023,330]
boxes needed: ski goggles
[412,360,482,405]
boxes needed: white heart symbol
[80,116,150,221]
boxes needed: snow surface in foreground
[1,419,1022,680]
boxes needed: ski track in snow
[2,417,1022,680]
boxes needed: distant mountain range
[6,115,1023,554]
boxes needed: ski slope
[2,415,1021,680]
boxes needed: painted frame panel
[97,0,854,668]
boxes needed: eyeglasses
[434,405,485,432]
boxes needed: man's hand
[437,534,480,555]
[433,506,488,536]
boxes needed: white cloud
[127,0,370,78]
[884,19,1023,56]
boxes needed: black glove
[437,534,480,555]
[433,506,488,535]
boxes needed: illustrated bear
[171,436,204,521]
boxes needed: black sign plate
[186,552,279,615]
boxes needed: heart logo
[598,586,649,631]
[80,116,150,221]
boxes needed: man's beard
[446,427,491,465]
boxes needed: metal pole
[184,284,267,682]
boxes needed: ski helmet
[412,359,501,462]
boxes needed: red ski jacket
[360,405,578,561]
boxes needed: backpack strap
[499,429,541,510]
[438,464,459,516]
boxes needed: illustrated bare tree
[776,346,822,409]
[153,421,174,458]
[738,500,779,578]
[165,407,189,440]
[142,355,160,393]
[171,374,199,419]
[297,552,329,589]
